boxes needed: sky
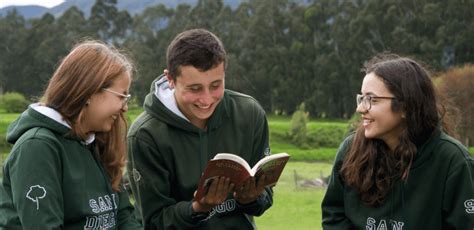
[0,0,65,8]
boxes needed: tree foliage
[0,0,473,119]
[437,65,474,146]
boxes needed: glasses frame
[102,88,131,107]
[356,94,396,111]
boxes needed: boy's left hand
[233,175,266,204]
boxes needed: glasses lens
[123,95,131,106]
[356,94,364,106]
[364,96,371,110]
[356,94,371,110]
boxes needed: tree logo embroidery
[465,199,474,214]
[132,168,141,182]
[26,185,47,210]
[264,147,271,156]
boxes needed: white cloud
[0,0,65,8]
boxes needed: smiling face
[357,72,405,150]
[81,72,131,134]
[168,62,225,129]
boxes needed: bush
[0,92,30,113]
[0,118,13,155]
[437,65,474,147]
[0,134,11,155]
[290,103,309,148]
[307,126,347,148]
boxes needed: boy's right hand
[192,177,234,212]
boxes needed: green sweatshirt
[127,76,273,229]
[0,104,142,229]
[322,130,474,229]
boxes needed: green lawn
[255,161,332,229]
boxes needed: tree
[437,65,474,146]
[57,6,91,43]
[0,10,27,94]
[20,13,66,98]
[124,4,177,101]
[89,0,132,45]
[0,0,473,120]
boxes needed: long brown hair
[341,54,446,206]
[41,40,133,191]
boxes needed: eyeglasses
[356,94,396,111]
[102,88,131,107]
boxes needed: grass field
[256,161,333,229]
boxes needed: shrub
[0,92,30,113]
[436,65,474,147]
[290,103,309,148]
[0,134,11,155]
[307,126,347,148]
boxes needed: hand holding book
[192,177,234,213]
[194,153,290,201]
[233,175,267,204]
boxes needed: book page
[251,152,290,175]
[251,152,290,187]
[213,153,252,173]
[194,157,252,200]
[195,152,290,200]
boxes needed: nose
[121,103,129,112]
[356,103,367,114]
[198,89,213,105]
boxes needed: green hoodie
[0,104,142,229]
[322,130,474,229]
[127,76,273,229]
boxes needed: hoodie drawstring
[199,131,204,173]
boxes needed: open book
[194,152,290,201]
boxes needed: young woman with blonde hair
[0,41,142,229]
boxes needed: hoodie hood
[6,103,94,145]
[144,74,229,133]
[153,75,189,122]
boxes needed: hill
[0,0,243,19]
[0,5,49,18]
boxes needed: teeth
[363,119,372,126]
[197,104,211,109]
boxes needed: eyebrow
[361,92,378,96]
[187,84,202,88]
[187,80,223,87]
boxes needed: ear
[164,69,175,88]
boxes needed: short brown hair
[166,28,226,80]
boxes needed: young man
[127,29,273,229]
